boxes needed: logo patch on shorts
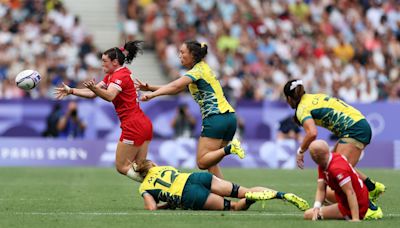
[122,139,134,145]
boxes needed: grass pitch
[0,168,398,228]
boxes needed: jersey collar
[324,153,333,171]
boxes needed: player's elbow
[307,131,317,141]
[145,205,157,211]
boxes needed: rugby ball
[15,70,41,90]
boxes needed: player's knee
[196,160,209,170]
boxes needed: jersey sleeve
[184,67,201,82]
[296,102,312,125]
[109,72,127,92]
[330,166,352,187]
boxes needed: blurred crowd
[0,0,102,99]
[1,0,400,103]
[119,0,400,103]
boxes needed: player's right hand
[135,79,151,91]
[312,208,321,221]
[54,82,72,100]
[296,153,304,169]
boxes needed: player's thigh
[136,140,150,161]
[115,141,140,171]
[202,193,225,210]
[196,137,224,160]
[335,141,362,166]
[320,204,345,220]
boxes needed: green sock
[364,178,375,191]
[224,145,232,155]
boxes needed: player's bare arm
[341,181,360,221]
[84,79,119,102]
[143,193,157,211]
[312,180,327,221]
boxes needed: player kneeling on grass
[136,159,309,211]
[304,140,383,221]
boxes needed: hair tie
[200,42,206,48]
[119,47,125,52]
[290,80,303,90]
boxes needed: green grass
[0,168,398,228]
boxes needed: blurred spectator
[42,103,62,137]
[113,0,400,103]
[277,115,302,142]
[57,101,86,138]
[0,1,102,99]
[171,103,196,138]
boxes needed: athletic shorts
[338,200,369,220]
[119,114,153,146]
[339,119,372,149]
[201,112,237,141]
[181,172,213,210]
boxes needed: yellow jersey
[184,61,234,118]
[139,166,190,208]
[296,94,365,137]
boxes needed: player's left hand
[296,153,304,169]
[83,78,96,90]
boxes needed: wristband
[296,147,305,155]
[313,201,322,209]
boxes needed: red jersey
[101,67,142,121]
[318,153,369,219]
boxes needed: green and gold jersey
[296,94,365,138]
[139,166,190,208]
[184,61,234,118]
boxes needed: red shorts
[119,114,153,146]
[338,200,369,219]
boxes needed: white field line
[4,212,400,217]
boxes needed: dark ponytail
[184,40,208,65]
[283,79,306,106]
[103,40,144,65]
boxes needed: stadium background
[0,0,400,227]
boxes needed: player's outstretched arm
[135,78,161,92]
[140,76,192,101]
[54,82,97,99]
[311,180,327,220]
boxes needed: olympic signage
[0,138,398,169]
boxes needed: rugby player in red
[55,41,152,182]
[304,140,382,221]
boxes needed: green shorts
[340,119,372,145]
[201,112,237,141]
[181,172,213,210]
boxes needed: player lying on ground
[136,159,309,211]
[304,140,383,221]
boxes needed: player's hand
[83,78,96,90]
[140,93,154,102]
[296,153,305,169]
[312,208,321,221]
[135,79,151,91]
[54,82,72,100]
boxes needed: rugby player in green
[283,79,385,202]
[136,159,309,211]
